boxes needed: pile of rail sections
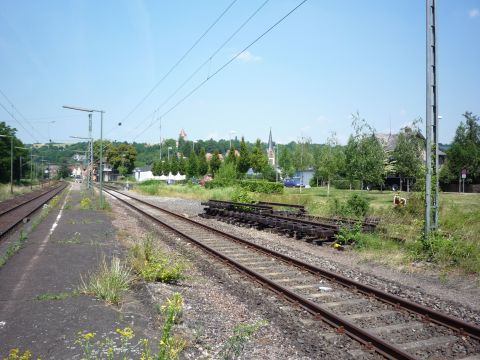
[200,199,379,245]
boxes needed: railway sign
[462,168,467,179]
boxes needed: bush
[346,193,370,217]
[238,180,284,194]
[214,162,237,186]
[231,186,255,203]
[332,179,361,190]
[328,193,370,218]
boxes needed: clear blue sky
[1,0,479,146]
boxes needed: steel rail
[0,183,62,217]
[103,187,425,359]
[0,183,67,237]
[104,186,480,343]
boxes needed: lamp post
[0,134,13,194]
[15,146,30,186]
[63,105,105,209]
[192,140,197,154]
[70,135,93,189]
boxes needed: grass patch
[34,291,78,301]
[80,257,133,305]
[219,320,268,360]
[130,234,187,283]
[0,231,28,268]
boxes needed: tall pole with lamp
[0,134,13,194]
[63,105,105,209]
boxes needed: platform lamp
[63,105,105,209]
[15,146,31,188]
[70,136,93,190]
[0,134,13,194]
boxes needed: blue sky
[1,0,479,146]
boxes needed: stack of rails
[201,199,378,244]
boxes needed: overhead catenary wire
[109,0,239,136]
[133,0,309,141]
[0,89,42,142]
[0,100,41,143]
[127,0,271,137]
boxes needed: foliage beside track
[134,182,480,275]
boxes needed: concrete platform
[0,183,155,358]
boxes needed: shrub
[328,193,370,218]
[346,193,370,217]
[238,180,283,194]
[231,186,255,204]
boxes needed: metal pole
[89,113,93,190]
[10,136,13,194]
[99,111,104,209]
[432,5,440,230]
[30,148,33,190]
[425,0,436,239]
[19,156,22,181]
[159,117,162,160]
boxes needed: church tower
[267,128,275,166]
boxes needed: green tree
[57,162,71,179]
[214,161,237,185]
[315,134,345,196]
[447,112,480,183]
[105,143,137,173]
[169,155,179,174]
[237,137,250,176]
[209,150,222,175]
[393,123,424,191]
[293,137,314,171]
[250,139,268,174]
[278,144,295,178]
[152,160,164,176]
[0,122,25,183]
[178,155,187,174]
[186,153,198,178]
[345,113,384,189]
[225,145,237,166]
[198,148,208,176]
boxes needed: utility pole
[425,0,440,238]
[89,113,93,190]
[159,116,162,160]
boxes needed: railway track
[0,183,67,238]
[103,185,480,360]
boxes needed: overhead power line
[0,100,40,143]
[127,0,270,137]
[0,89,42,142]
[112,0,239,135]
[133,0,309,141]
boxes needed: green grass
[34,291,78,301]
[130,233,187,283]
[219,320,268,360]
[0,231,28,268]
[80,257,133,305]
[135,182,480,274]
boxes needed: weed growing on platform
[75,293,185,360]
[0,231,28,268]
[219,320,268,360]
[80,257,133,305]
[34,291,78,301]
[80,196,92,210]
[130,234,186,283]
[2,348,35,360]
